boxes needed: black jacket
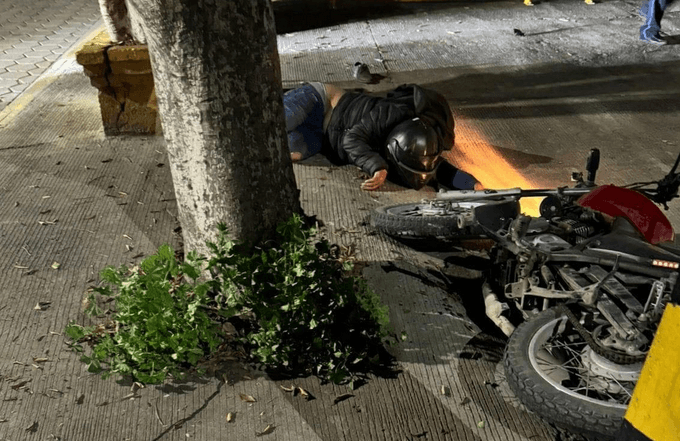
[323,84,455,176]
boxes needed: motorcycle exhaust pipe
[482,281,516,337]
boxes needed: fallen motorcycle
[371,149,680,439]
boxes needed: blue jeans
[283,84,325,160]
[640,0,673,40]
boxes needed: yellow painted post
[624,303,680,440]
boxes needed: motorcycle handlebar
[435,187,593,202]
[586,148,600,186]
[626,151,680,209]
[438,151,680,209]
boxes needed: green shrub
[65,247,220,384]
[207,214,390,385]
[65,215,390,386]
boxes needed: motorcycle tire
[371,198,519,240]
[504,308,635,440]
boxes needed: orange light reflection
[444,127,544,216]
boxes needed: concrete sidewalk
[1,1,680,441]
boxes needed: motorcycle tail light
[652,259,680,269]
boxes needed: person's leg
[283,84,325,161]
[640,0,667,41]
[283,84,321,132]
[639,0,650,18]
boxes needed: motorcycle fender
[577,185,675,245]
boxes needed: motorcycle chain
[556,304,647,365]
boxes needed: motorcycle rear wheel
[371,198,518,239]
[504,308,640,440]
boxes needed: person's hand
[361,169,388,191]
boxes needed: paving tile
[28,66,47,77]
[9,82,30,93]
[6,29,30,37]
[36,41,63,50]
[3,64,27,73]
[58,25,82,33]
[44,33,67,40]
[40,22,62,30]
[0,60,17,70]
[1,71,31,81]
[43,53,60,62]
[0,78,19,89]
[34,60,52,69]
[10,43,36,52]
[1,49,29,58]
[0,92,19,105]
[15,57,46,65]
[29,49,56,58]
[21,34,51,42]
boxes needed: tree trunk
[128,0,301,255]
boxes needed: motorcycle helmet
[385,117,442,189]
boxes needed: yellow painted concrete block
[625,303,680,440]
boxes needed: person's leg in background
[640,0,671,43]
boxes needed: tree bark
[128,0,301,255]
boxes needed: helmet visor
[394,159,440,189]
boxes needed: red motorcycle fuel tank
[577,185,675,245]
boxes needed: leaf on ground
[239,393,257,403]
[34,302,51,310]
[10,380,30,390]
[226,412,234,423]
[295,387,314,400]
[279,385,295,393]
[460,396,471,405]
[440,385,451,397]
[76,394,85,405]
[333,393,354,405]
[255,424,275,436]
[25,422,38,432]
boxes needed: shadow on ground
[420,61,680,119]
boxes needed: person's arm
[436,161,482,190]
[342,103,412,186]
[360,169,388,191]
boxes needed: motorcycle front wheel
[504,308,641,440]
[371,198,518,240]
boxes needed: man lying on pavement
[284,82,483,191]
